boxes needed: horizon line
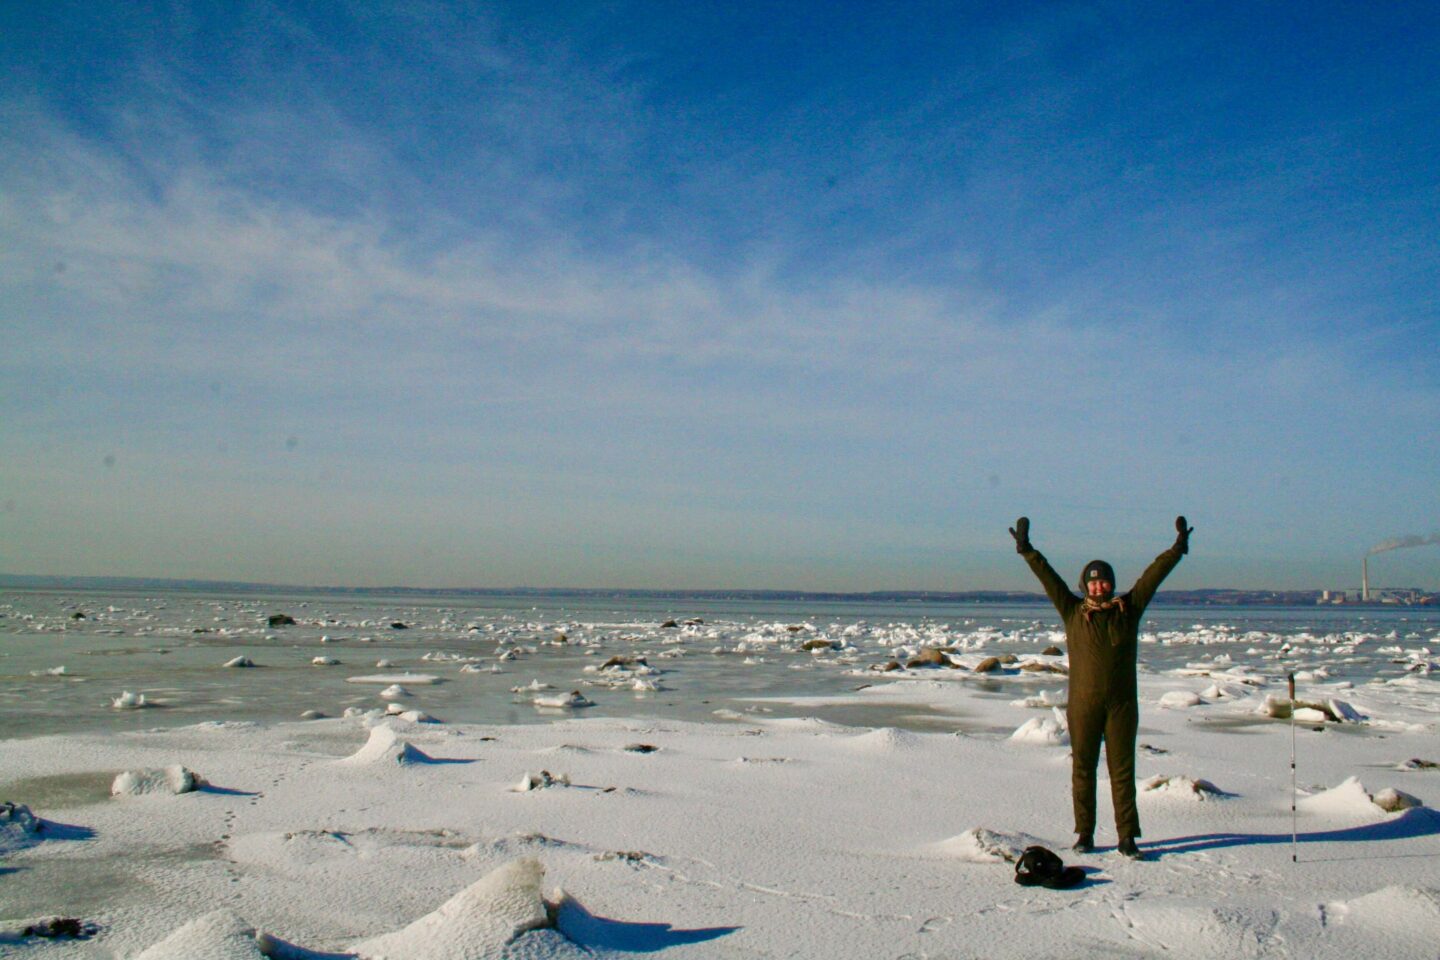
[0,571,1401,602]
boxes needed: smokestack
[1365,532,1440,602]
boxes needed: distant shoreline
[1,573,1434,607]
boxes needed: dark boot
[1073,833,1095,853]
[1117,838,1145,860]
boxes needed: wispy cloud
[1,3,1436,588]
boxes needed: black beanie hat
[1079,560,1115,591]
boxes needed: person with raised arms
[1010,515,1193,859]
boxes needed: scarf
[1080,594,1126,627]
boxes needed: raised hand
[1009,516,1031,554]
[1174,515,1194,554]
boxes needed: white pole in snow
[1296,673,1307,869]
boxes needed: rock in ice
[515,770,571,791]
[1138,774,1227,800]
[1373,787,1424,813]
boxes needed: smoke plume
[1368,532,1440,556]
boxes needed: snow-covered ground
[3,672,1440,956]
[3,591,1439,957]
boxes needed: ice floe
[533,691,594,709]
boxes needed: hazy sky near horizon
[2,2,1438,591]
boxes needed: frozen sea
[3,587,1437,740]
[5,586,1440,958]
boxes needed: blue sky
[2,1,1437,591]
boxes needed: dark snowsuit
[1020,544,1184,841]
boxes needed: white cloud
[2,30,1435,589]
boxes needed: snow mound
[112,765,204,797]
[1334,884,1440,926]
[937,827,1052,863]
[1119,897,1283,959]
[346,673,444,685]
[0,802,44,855]
[111,690,148,709]
[135,910,266,959]
[1009,708,1069,746]
[337,724,434,766]
[845,727,925,752]
[1159,690,1203,709]
[1138,775,1228,800]
[1299,776,1387,817]
[352,857,550,959]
